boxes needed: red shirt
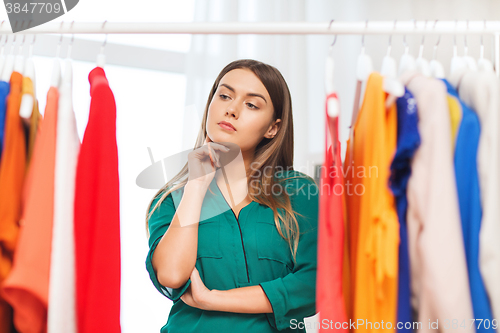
[317,92,348,332]
[74,67,121,333]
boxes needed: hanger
[348,20,372,166]
[13,32,25,75]
[478,20,494,72]
[1,26,16,81]
[62,21,74,89]
[450,20,467,76]
[355,20,373,83]
[381,20,404,107]
[325,20,340,164]
[429,20,445,78]
[19,35,36,118]
[24,35,35,82]
[462,20,477,71]
[398,20,417,76]
[415,20,431,76]
[96,20,107,68]
[50,22,63,88]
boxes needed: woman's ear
[264,119,281,139]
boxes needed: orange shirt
[3,86,59,333]
[0,71,25,333]
[344,72,399,332]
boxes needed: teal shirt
[145,170,319,333]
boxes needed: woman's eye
[219,94,230,100]
[247,103,258,109]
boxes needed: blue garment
[0,81,10,160]
[389,88,420,333]
[442,79,495,333]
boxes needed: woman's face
[206,68,281,153]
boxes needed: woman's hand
[187,137,229,190]
[180,267,214,311]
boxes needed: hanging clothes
[22,76,42,168]
[449,70,500,332]
[0,80,10,161]
[445,93,462,150]
[2,82,59,333]
[389,88,420,333]
[74,66,120,333]
[47,60,79,333]
[0,71,25,333]
[317,92,347,332]
[401,71,474,333]
[344,72,399,332]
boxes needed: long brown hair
[145,59,310,264]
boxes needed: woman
[145,59,319,332]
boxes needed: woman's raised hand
[187,137,230,190]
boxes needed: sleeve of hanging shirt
[258,175,319,331]
[145,191,191,302]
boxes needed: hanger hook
[70,20,75,45]
[481,19,486,47]
[421,19,427,46]
[56,21,64,58]
[454,19,458,48]
[361,20,368,47]
[361,19,368,48]
[388,19,396,48]
[66,20,75,58]
[464,19,469,56]
[434,19,441,47]
[59,21,64,44]
[328,19,337,47]
[101,20,108,49]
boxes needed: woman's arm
[152,181,207,289]
[207,286,273,314]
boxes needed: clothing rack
[2,20,499,75]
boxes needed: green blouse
[145,170,319,333]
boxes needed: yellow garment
[446,95,462,150]
[21,76,41,168]
[344,72,399,332]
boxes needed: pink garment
[401,71,474,333]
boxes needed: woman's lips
[218,122,236,131]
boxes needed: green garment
[145,170,319,333]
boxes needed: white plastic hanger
[96,20,107,68]
[325,20,339,118]
[19,35,36,118]
[356,21,373,83]
[50,23,64,88]
[62,22,74,89]
[324,20,340,164]
[429,21,445,79]
[478,20,494,72]
[380,22,404,108]
[349,21,373,166]
[13,34,25,75]
[415,21,431,77]
[398,35,417,76]
[450,21,467,76]
[462,21,478,71]
[1,34,15,81]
